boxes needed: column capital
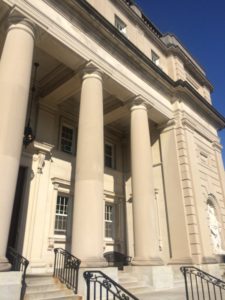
[181,117,196,132]
[7,12,36,39]
[128,95,150,112]
[157,119,176,132]
[212,141,223,152]
[82,61,103,81]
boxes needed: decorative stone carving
[33,141,54,174]
[207,202,222,254]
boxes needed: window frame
[104,142,116,169]
[59,122,75,154]
[115,15,127,35]
[54,194,70,235]
[104,203,115,241]
[151,50,160,66]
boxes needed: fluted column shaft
[0,17,35,269]
[131,101,161,265]
[72,65,105,266]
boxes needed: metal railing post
[6,247,29,300]
[83,270,139,300]
[53,248,81,294]
[180,266,225,300]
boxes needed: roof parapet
[161,34,205,75]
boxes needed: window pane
[54,195,69,235]
[105,144,112,155]
[105,204,114,238]
[115,16,126,35]
[151,51,160,66]
[104,143,115,168]
[61,125,74,153]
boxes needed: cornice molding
[157,119,176,132]
[109,0,211,90]
[126,95,154,111]
[33,141,54,154]
[175,111,219,143]
[51,177,71,187]
[181,117,196,132]
[63,0,224,128]
[212,141,223,152]
[10,0,225,129]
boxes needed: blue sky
[136,0,225,162]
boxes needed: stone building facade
[0,0,225,275]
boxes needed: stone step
[26,276,58,286]
[118,275,138,283]
[118,276,139,283]
[25,274,82,300]
[25,288,74,300]
[126,285,153,295]
[173,279,185,288]
[26,282,64,293]
[136,286,186,300]
[38,297,81,300]
[120,281,142,288]
[118,270,154,298]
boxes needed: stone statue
[207,203,222,254]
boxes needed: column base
[80,257,108,268]
[202,256,218,264]
[0,257,11,271]
[132,256,163,266]
[168,257,193,265]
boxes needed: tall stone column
[0,16,35,270]
[130,98,162,265]
[72,64,105,266]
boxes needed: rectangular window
[115,16,126,35]
[54,195,69,235]
[151,50,160,66]
[60,125,74,154]
[104,143,115,168]
[105,204,114,239]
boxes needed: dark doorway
[7,166,27,251]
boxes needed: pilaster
[159,118,193,264]
[181,118,217,263]
[23,142,54,269]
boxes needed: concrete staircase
[24,274,81,300]
[118,269,185,300]
[118,270,153,299]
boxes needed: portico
[0,12,170,270]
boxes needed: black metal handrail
[181,266,225,299]
[6,247,29,300]
[84,270,139,300]
[53,248,81,294]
